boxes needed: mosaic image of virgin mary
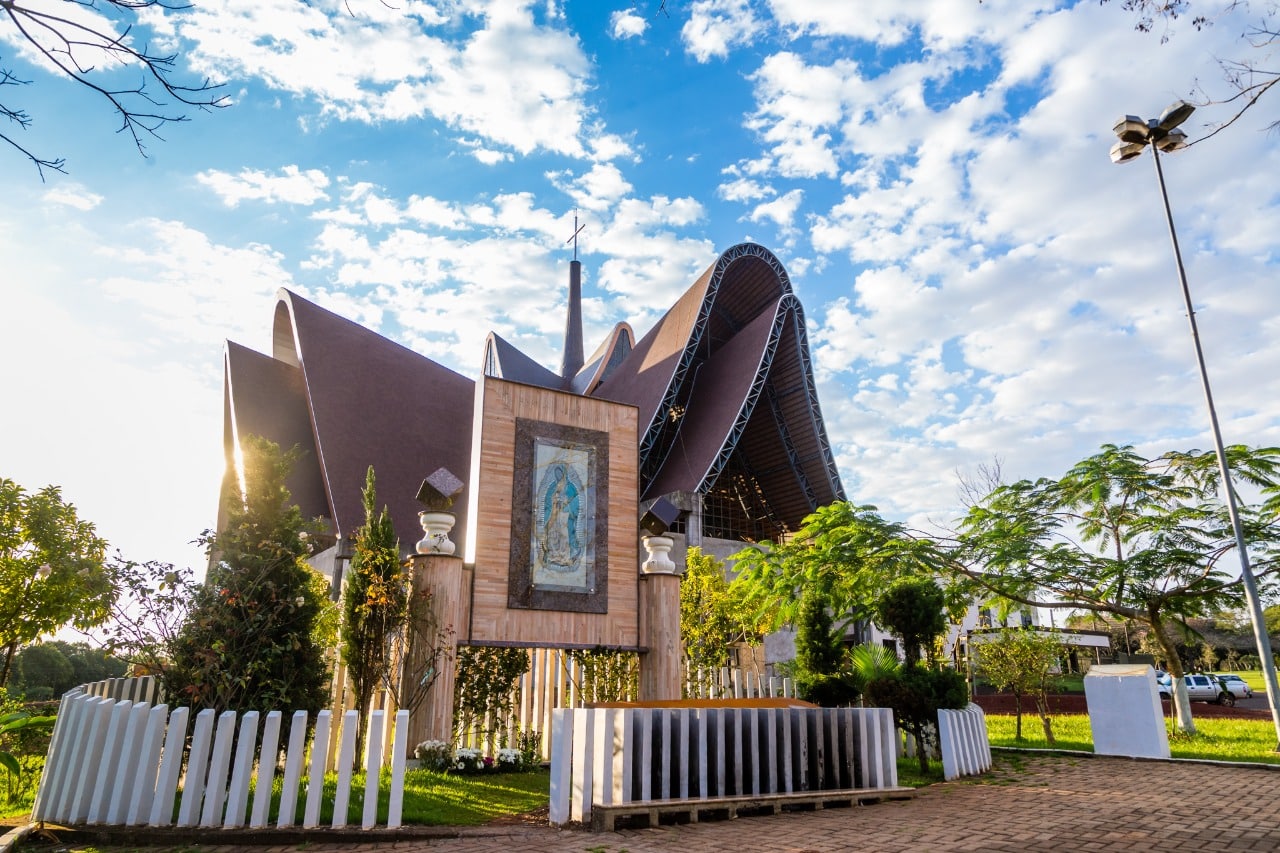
[537,463,583,571]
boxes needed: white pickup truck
[1158,673,1235,706]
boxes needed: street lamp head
[1112,115,1150,144]
[1157,100,1196,133]
[1155,127,1188,153]
[1110,139,1146,164]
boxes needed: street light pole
[1113,102,1280,749]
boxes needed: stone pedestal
[638,535,682,701]
[404,553,467,755]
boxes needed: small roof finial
[566,214,586,261]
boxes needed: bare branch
[1,0,227,176]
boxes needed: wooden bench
[589,786,917,831]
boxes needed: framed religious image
[508,418,609,613]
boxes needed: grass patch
[894,757,944,788]
[987,713,1280,765]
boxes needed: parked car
[1215,673,1253,699]
[1158,674,1235,705]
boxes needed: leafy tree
[974,628,1064,744]
[96,557,196,679]
[864,666,967,774]
[166,436,331,715]
[847,642,901,699]
[957,443,1280,734]
[1,0,227,179]
[11,643,73,699]
[875,577,948,667]
[680,548,763,697]
[341,467,406,764]
[792,580,857,706]
[732,502,963,634]
[1265,603,1280,636]
[0,478,114,685]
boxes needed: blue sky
[2,0,1278,574]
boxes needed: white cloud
[43,184,103,211]
[610,8,647,39]
[749,188,803,232]
[682,0,762,62]
[196,165,331,207]
[172,0,612,161]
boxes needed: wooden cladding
[469,377,640,648]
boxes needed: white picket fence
[33,680,412,830]
[548,705,899,825]
[936,703,992,781]
[457,650,795,761]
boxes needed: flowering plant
[497,747,521,769]
[454,746,484,772]
[414,739,452,771]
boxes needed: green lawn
[1,762,549,826]
[987,712,1280,765]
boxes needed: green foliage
[567,647,638,703]
[12,640,126,699]
[1264,603,1280,636]
[875,576,948,666]
[453,646,529,741]
[166,436,331,715]
[974,628,1064,743]
[959,442,1280,734]
[731,502,969,633]
[0,711,54,797]
[793,581,857,706]
[680,548,763,696]
[0,477,115,685]
[341,467,407,763]
[865,665,967,773]
[97,557,196,680]
[848,642,901,696]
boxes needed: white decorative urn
[640,534,678,574]
[416,510,457,556]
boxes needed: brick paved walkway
[26,753,1280,853]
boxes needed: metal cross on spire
[565,214,586,260]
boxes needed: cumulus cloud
[170,0,612,161]
[197,165,331,206]
[610,8,647,39]
[682,0,762,62]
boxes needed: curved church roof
[221,289,474,558]
[589,243,845,537]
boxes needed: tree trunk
[1013,691,1024,740]
[1149,610,1195,734]
[0,640,17,687]
[1034,692,1055,745]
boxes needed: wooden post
[405,553,467,754]
[638,535,682,702]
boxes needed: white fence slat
[387,710,409,829]
[250,711,283,829]
[69,698,114,824]
[303,709,332,829]
[129,704,169,825]
[36,691,87,822]
[88,699,132,823]
[547,708,572,825]
[106,702,150,824]
[224,711,260,827]
[277,710,309,828]
[363,710,384,830]
[149,706,190,826]
[330,709,358,827]
[177,708,217,827]
[200,710,238,827]
[569,708,594,823]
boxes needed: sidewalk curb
[0,824,36,853]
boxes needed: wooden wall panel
[469,377,640,648]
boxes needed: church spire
[559,216,585,385]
